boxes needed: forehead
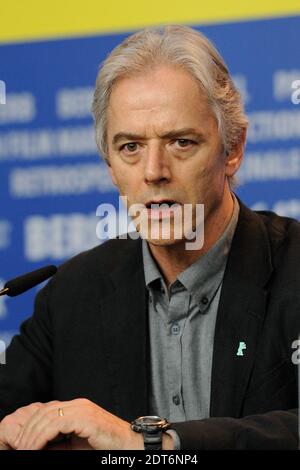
[107,65,215,132]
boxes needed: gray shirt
[142,195,240,433]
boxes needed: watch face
[132,416,170,432]
[138,416,164,426]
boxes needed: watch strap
[143,428,163,450]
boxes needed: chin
[146,238,177,246]
[139,232,186,247]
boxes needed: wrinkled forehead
[106,66,216,136]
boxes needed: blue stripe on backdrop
[0,16,299,342]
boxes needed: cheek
[184,164,221,202]
[111,172,138,201]
[184,162,213,190]
[197,151,225,185]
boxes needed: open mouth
[145,199,180,208]
[144,200,182,219]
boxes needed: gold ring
[58,407,64,417]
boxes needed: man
[0,25,299,450]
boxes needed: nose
[144,143,171,185]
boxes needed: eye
[175,139,195,148]
[119,142,139,153]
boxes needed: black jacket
[0,200,299,449]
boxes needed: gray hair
[92,24,248,185]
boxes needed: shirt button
[201,296,208,305]
[173,395,180,406]
[171,324,180,335]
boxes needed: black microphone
[0,265,57,297]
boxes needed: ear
[225,128,247,178]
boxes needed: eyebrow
[112,128,205,146]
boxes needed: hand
[45,434,93,450]
[14,398,146,450]
[0,402,43,450]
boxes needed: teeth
[148,201,177,207]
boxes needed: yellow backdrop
[1,0,300,43]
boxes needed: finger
[15,401,61,435]
[0,403,43,450]
[17,413,77,450]
[15,404,56,448]
[15,399,96,450]
[1,422,22,450]
[13,402,43,424]
[15,402,74,449]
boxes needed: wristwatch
[131,416,171,450]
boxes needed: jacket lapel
[210,200,274,418]
[98,239,149,422]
